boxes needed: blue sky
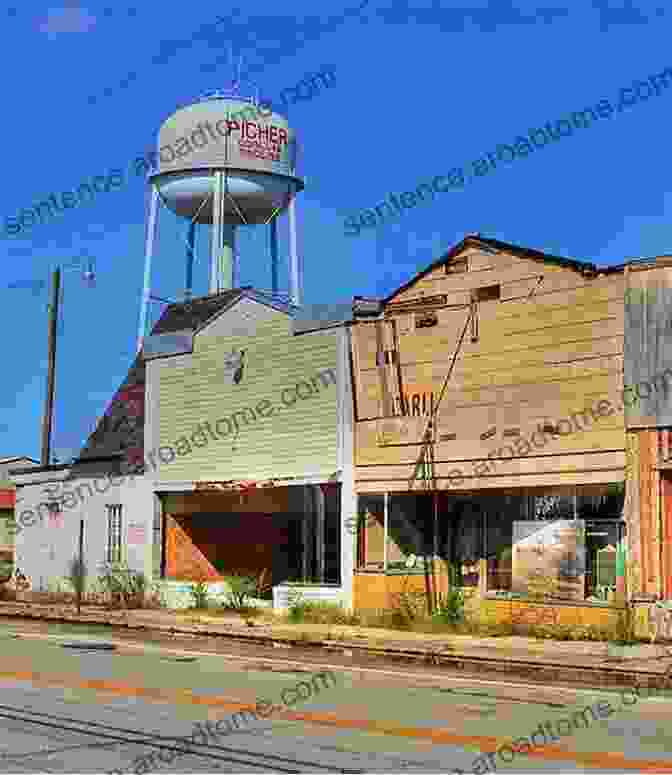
[1,0,670,463]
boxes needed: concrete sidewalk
[0,601,670,688]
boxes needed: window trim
[106,504,123,564]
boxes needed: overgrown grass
[285,599,361,626]
[220,573,258,610]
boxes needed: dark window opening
[473,284,501,302]
[415,311,438,328]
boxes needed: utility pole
[77,518,84,613]
[41,267,61,466]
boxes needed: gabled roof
[151,289,246,335]
[0,456,39,465]
[77,287,283,463]
[384,234,624,304]
[190,288,293,335]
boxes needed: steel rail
[0,703,359,773]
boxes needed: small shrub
[287,590,308,623]
[388,576,427,627]
[432,589,465,625]
[0,560,13,583]
[221,573,257,610]
[67,555,87,603]
[127,575,146,607]
[97,562,149,609]
[190,580,209,609]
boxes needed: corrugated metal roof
[292,302,354,334]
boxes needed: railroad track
[0,702,363,773]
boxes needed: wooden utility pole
[77,518,84,613]
[41,267,61,466]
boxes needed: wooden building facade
[349,235,634,614]
[145,289,356,609]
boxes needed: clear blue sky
[1,0,670,462]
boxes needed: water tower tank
[150,96,304,225]
[136,91,305,354]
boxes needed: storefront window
[387,494,433,572]
[355,495,385,571]
[354,484,624,600]
[482,484,624,598]
[483,492,520,592]
[436,495,483,586]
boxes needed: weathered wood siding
[156,300,339,482]
[662,469,672,599]
[353,245,626,492]
[624,262,672,427]
[625,429,672,597]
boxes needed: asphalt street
[0,621,669,773]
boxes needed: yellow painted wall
[352,572,635,631]
[352,245,626,492]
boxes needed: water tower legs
[288,196,301,306]
[210,171,235,293]
[270,218,279,296]
[185,221,196,301]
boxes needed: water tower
[136,83,305,352]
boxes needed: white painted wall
[12,463,155,594]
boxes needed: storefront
[349,235,629,622]
[353,484,625,611]
[157,483,342,597]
